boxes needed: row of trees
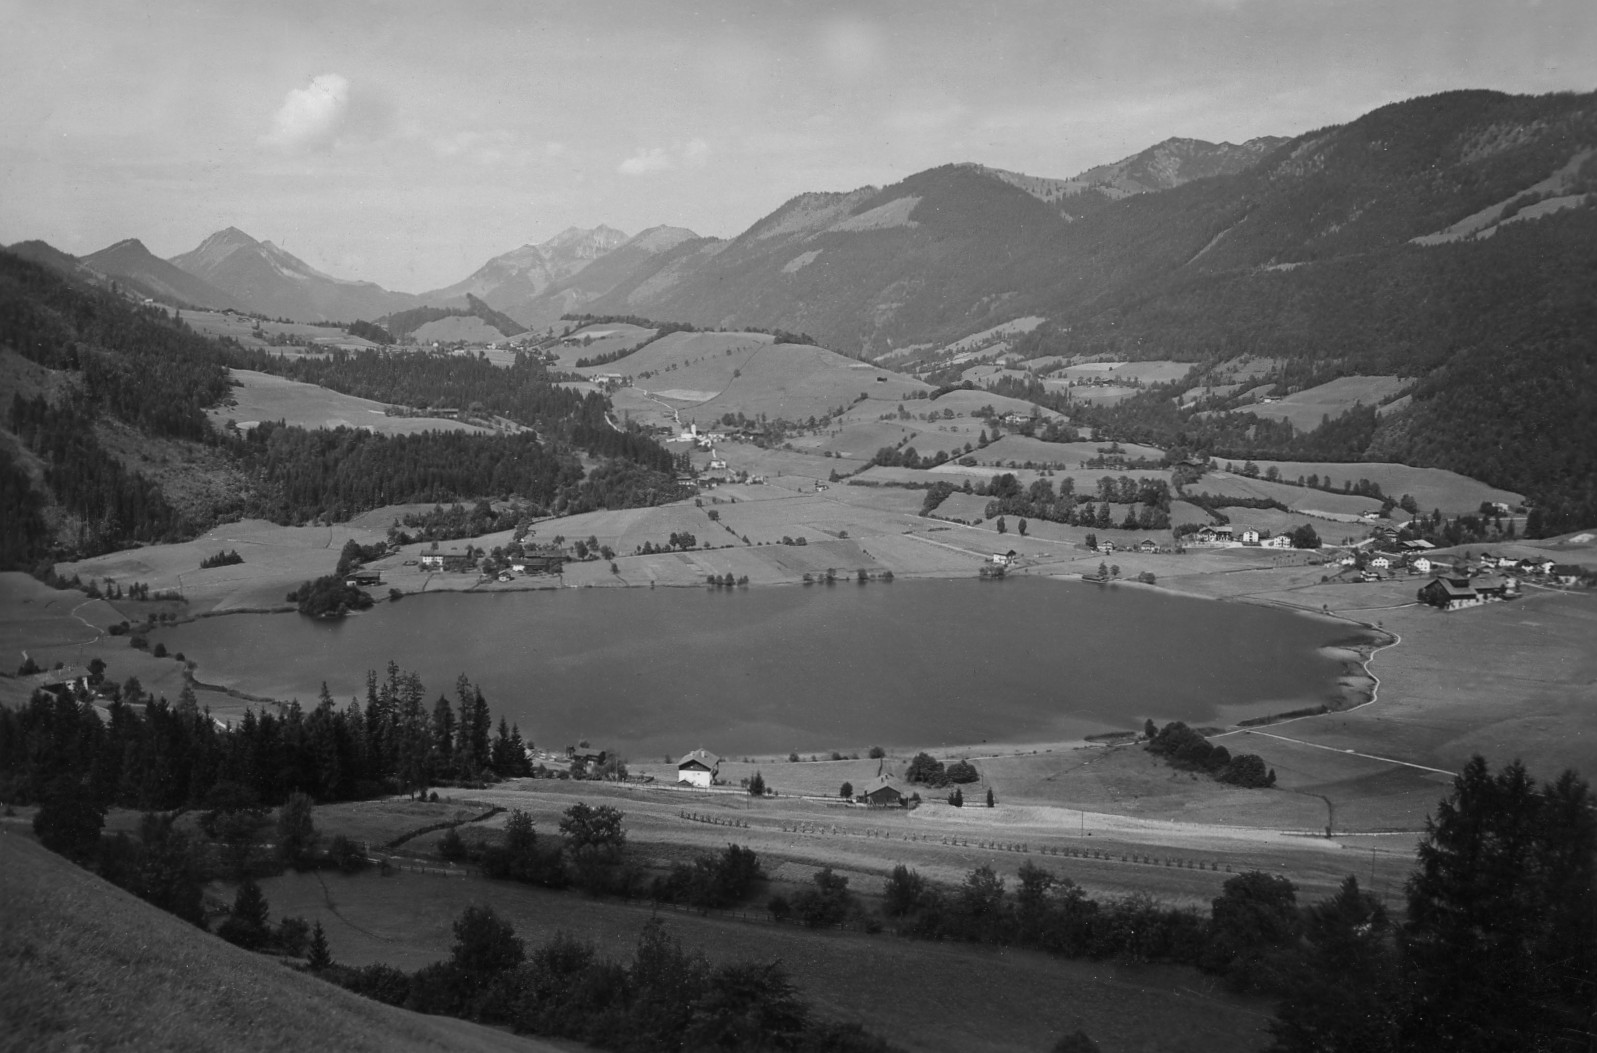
[326,912,895,1051]
[869,757,1593,1052]
[1144,721,1275,788]
[0,662,532,812]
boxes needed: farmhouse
[420,547,475,572]
[344,569,382,586]
[677,749,720,788]
[860,774,907,807]
[1410,556,1433,574]
[991,549,1017,567]
[1419,576,1479,610]
[1238,527,1261,545]
[1193,525,1236,546]
[1261,534,1294,550]
[1137,539,1159,553]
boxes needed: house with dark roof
[860,774,907,808]
[677,749,720,788]
[1418,576,1479,609]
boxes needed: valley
[4,81,1596,1053]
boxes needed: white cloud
[617,138,711,175]
[262,74,351,153]
[618,147,674,175]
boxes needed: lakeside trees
[0,662,532,813]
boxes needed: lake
[157,577,1365,759]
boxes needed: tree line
[0,662,532,813]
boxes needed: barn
[861,774,907,808]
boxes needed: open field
[1241,375,1409,431]
[570,328,762,377]
[1050,360,1194,387]
[1244,460,1524,513]
[1191,471,1383,517]
[546,322,656,370]
[212,369,488,435]
[0,835,562,1053]
[927,388,1063,419]
[182,310,381,354]
[254,857,1274,1053]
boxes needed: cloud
[262,73,351,152]
[617,137,710,175]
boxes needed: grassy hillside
[0,834,561,1053]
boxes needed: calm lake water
[158,577,1362,759]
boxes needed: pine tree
[1400,757,1596,1051]
[307,920,332,970]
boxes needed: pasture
[1051,359,1193,386]
[547,322,656,370]
[182,310,381,354]
[255,860,1271,1053]
[2,838,561,1053]
[1243,375,1409,431]
[409,316,506,345]
[1246,460,1524,513]
[1192,471,1384,517]
[212,370,487,435]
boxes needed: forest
[0,250,689,568]
[1041,205,1597,535]
[0,662,530,811]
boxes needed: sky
[2,0,1594,292]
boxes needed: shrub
[945,760,980,784]
[439,826,467,861]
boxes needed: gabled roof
[1426,577,1477,599]
[677,748,720,770]
[861,775,904,796]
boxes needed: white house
[1262,534,1294,550]
[1239,527,1261,545]
[1411,556,1433,574]
[1369,555,1392,570]
[677,749,720,788]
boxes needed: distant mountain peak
[544,225,630,251]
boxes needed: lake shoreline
[152,574,1369,763]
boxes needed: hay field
[254,862,1269,1053]
[546,322,656,369]
[182,310,382,354]
[213,370,486,435]
[409,315,505,345]
[0,573,196,711]
[793,420,921,457]
[1051,360,1192,385]
[928,389,1061,419]
[1247,460,1524,512]
[1227,589,1597,783]
[1194,472,1383,516]
[688,344,929,423]
[57,518,385,611]
[928,492,993,524]
[1243,375,1409,431]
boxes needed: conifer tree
[307,920,332,971]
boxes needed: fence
[679,810,751,829]
[773,825,1234,873]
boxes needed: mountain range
[5,132,1314,332]
[3,87,1595,543]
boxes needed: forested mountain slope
[0,252,687,568]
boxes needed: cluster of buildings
[673,749,910,807]
[1188,524,1299,549]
